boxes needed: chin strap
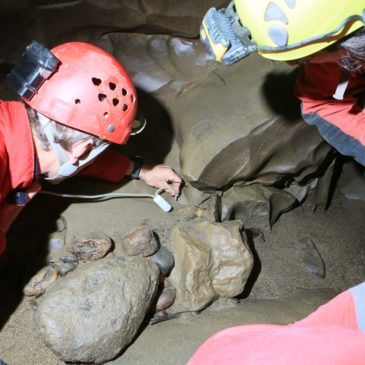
[37,112,110,184]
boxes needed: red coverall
[0,101,130,255]
[187,281,365,365]
[296,62,365,166]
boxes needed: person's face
[38,139,95,180]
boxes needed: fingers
[139,164,184,197]
[165,179,182,197]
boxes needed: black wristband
[130,156,144,180]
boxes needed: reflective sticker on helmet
[265,2,288,24]
[107,124,115,133]
[285,0,296,10]
[268,24,289,46]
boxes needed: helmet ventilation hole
[98,93,107,102]
[131,95,135,103]
[122,88,128,96]
[92,77,102,86]
[123,104,128,111]
[104,112,109,118]
[75,99,81,104]
[109,82,116,90]
[113,98,119,106]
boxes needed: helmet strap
[36,112,110,184]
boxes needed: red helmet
[26,42,137,144]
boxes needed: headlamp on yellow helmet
[200,0,365,63]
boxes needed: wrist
[129,156,144,180]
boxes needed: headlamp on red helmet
[8,41,141,183]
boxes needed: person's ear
[67,138,95,163]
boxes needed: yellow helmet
[234,0,365,61]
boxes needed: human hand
[139,164,183,197]
[27,181,41,200]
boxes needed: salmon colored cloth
[187,288,364,365]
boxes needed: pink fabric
[295,290,358,330]
[187,325,365,365]
[187,289,363,365]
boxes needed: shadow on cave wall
[261,67,302,122]
[116,88,175,164]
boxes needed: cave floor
[0,177,364,365]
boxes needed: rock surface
[23,267,58,298]
[169,221,253,312]
[168,55,334,190]
[70,231,112,261]
[150,245,175,276]
[119,225,159,257]
[221,184,297,231]
[36,256,159,364]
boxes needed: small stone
[150,245,175,276]
[298,237,325,278]
[60,255,78,264]
[149,310,179,325]
[70,232,112,261]
[196,193,221,222]
[120,225,159,257]
[156,287,176,312]
[56,261,78,277]
[28,299,38,311]
[48,238,65,251]
[23,267,58,297]
[55,216,67,232]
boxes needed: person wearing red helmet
[0,41,183,256]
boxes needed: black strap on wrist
[130,156,144,180]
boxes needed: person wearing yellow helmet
[201,0,365,166]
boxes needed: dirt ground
[0,156,364,365]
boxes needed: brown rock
[119,225,159,257]
[156,288,176,312]
[23,267,58,298]
[169,221,254,312]
[70,232,112,261]
[221,184,297,231]
[195,193,221,222]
